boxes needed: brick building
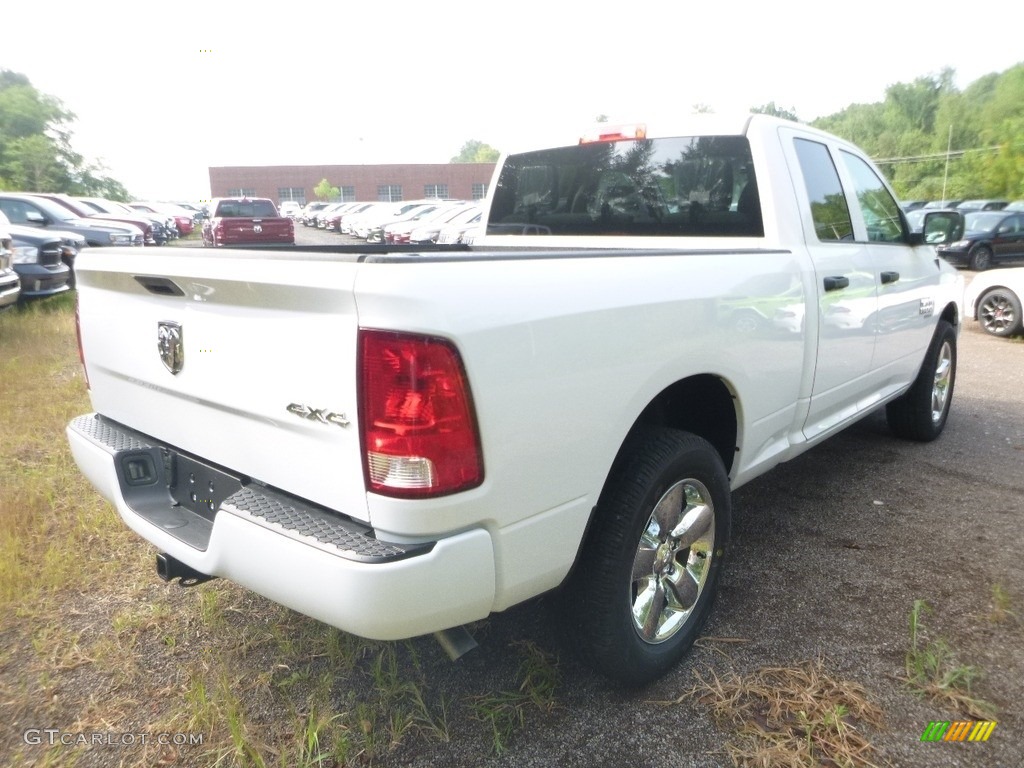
[207,163,496,206]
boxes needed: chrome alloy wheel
[931,339,954,425]
[630,479,715,644]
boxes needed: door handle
[823,276,849,291]
[881,271,900,284]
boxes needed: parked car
[28,193,162,246]
[0,193,143,248]
[76,197,171,245]
[363,203,447,242]
[0,213,20,310]
[900,200,928,212]
[1004,200,1024,212]
[963,267,1024,337]
[956,199,1009,213]
[278,201,302,219]
[131,202,195,236]
[923,200,963,210]
[436,211,483,244]
[407,205,482,244]
[202,197,294,247]
[937,210,1024,271]
[384,202,474,244]
[2,211,73,300]
[300,201,333,227]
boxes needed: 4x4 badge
[157,321,184,374]
[286,403,349,427]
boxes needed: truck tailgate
[75,248,368,521]
[219,217,293,244]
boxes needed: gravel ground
[268,244,1024,766]
[383,310,1024,768]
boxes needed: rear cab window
[487,136,763,238]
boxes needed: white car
[964,267,1024,337]
[278,201,302,219]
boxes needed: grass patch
[470,640,560,755]
[0,292,133,610]
[679,658,885,768]
[904,599,997,719]
[988,583,1018,624]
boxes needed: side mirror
[915,210,964,246]
[25,210,47,225]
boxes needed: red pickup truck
[202,198,295,247]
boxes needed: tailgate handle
[135,275,185,296]
[881,271,900,284]
[823,275,849,292]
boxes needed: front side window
[793,138,853,242]
[487,135,762,237]
[839,151,905,243]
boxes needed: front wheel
[977,288,1023,337]
[968,245,992,271]
[559,428,730,685]
[886,320,956,441]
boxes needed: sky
[3,0,1021,201]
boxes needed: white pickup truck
[67,115,965,685]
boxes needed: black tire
[886,320,956,441]
[977,287,1023,337]
[560,428,730,686]
[968,245,992,271]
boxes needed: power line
[873,144,1005,165]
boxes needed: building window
[472,183,488,200]
[424,184,449,199]
[277,187,306,205]
[377,185,402,202]
[228,188,256,198]
[340,186,356,202]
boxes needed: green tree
[450,140,500,163]
[0,69,130,196]
[751,102,800,122]
[2,134,66,190]
[313,178,340,201]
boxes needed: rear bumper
[66,413,496,640]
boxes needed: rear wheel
[560,428,730,685]
[886,320,956,441]
[977,288,1023,337]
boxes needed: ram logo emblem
[157,321,184,375]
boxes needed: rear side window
[793,138,853,242]
[487,136,763,237]
[839,151,905,243]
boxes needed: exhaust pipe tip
[156,553,214,587]
[434,626,479,661]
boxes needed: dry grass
[675,658,886,768]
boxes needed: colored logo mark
[920,721,997,742]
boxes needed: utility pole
[941,124,952,201]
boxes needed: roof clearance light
[579,123,647,145]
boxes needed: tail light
[359,330,483,498]
[75,293,90,390]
